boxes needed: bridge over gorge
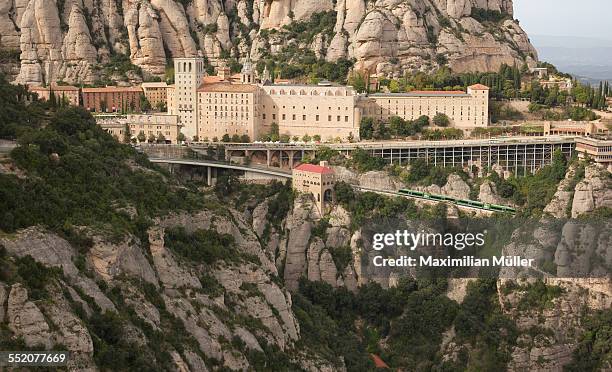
[140,136,576,176]
[147,157,292,185]
[212,136,576,175]
[141,148,516,214]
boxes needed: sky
[513,0,612,40]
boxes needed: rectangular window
[302,115,306,120]
[328,115,331,121]
[316,115,319,121]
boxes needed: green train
[398,189,516,214]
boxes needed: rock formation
[570,165,612,218]
[2,0,537,84]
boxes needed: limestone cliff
[1,0,537,84]
[1,160,610,370]
[0,213,332,370]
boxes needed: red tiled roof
[82,86,142,93]
[410,90,466,95]
[370,354,389,369]
[202,76,225,84]
[294,163,334,174]
[468,84,490,90]
[29,84,79,91]
[197,82,258,93]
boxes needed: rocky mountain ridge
[1,160,611,370]
[1,0,538,85]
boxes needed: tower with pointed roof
[240,56,254,84]
[261,65,271,84]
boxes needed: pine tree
[48,88,57,107]
[513,63,521,91]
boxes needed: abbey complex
[171,57,489,141]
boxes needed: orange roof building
[196,82,259,93]
[364,84,490,128]
[467,84,490,90]
[196,81,260,141]
[82,86,143,113]
[292,161,335,213]
[293,163,335,174]
[28,84,80,106]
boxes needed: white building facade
[174,57,205,139]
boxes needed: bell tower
[240,56,254,84]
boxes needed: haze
[514,0,612,83]
[513,0,612,40]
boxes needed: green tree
[176,132,186,143]
[302,134,312,142]
[433,113,450,127]
[349,71,367,93]
[140,94,152,112]
[155,101,167,112]
[389,80,400,93]
[373,121,390,140]
[406,158,430,183]
[221,134,231,142]
[123,124,131,143]
[157,133,166,143]
[313,134,321,142]
[334,181,355,205]
[48,88,57,108]
[231,134,241,142]
[359,117,374,140]
[389,116,406,136]
[269,122,280,142]
[137,130,146,143]
[214,173,240,195]
[414,115,430,128]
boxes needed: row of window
[263,105,349,111]
[300,180,333,186]
[262,113,350,122]
[206,93,252,98]
[266,89,353,97]
[206,106,250,112]
[130,125,174,130]
[176,61,204,73]
[198,128,250,133]
[212,112,250,119]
